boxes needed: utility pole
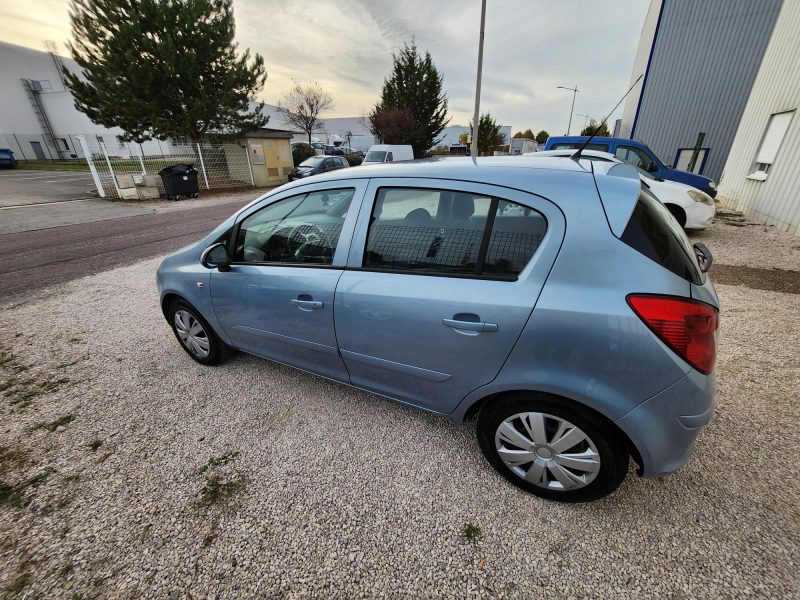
[557,85,579,135]
[470,0,487,158]
[576,113,591,132]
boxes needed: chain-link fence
[75,136,254,199]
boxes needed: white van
[363,144,414,164]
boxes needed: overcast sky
[0,0,649,134]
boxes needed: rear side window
[621,189,703,284]
[364,187,547,278]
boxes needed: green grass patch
[35,414,75,432]
[197,450,239,475]
[0,467,53,508]
[16,160,89,172]
[461,522,482,543]
[196,474,243,507]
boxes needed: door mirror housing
[664,163,673,169]
[201,242,231,271]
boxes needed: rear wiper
[693,242,713,273]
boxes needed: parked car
[0,148,17,168]
[544,136,717,197]
[324,144,345,155]
[157,157,718,502]
[287,155,349,181]
[527,150,716,230]
[338,146,365,157]
[363,144,414,164]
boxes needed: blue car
[157,157,718,502]
[0,148,17,168]
[544,136,717,197]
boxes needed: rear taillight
[627,294,719,374]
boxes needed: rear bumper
[615,368,715,477]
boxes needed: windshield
[299,157,325,168]
[364,151,387,163]
[0,150,11,158]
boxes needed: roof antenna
[571,73,643,162]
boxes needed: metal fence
[75,136,254,199]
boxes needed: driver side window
[234,188,354,265]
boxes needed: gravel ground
[0,214,798,598]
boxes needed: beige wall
[243,137,293,187]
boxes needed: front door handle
[443,317,498,333]
[292,296,323,311]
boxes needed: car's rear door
[334,178,565,414]
[210,180,367,382]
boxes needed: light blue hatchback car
[157,157,719,502]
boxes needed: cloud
[1,0,649,134]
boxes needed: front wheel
[168,300,231,365]
[477,393,629,502]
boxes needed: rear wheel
[477,393,629,502]
[168,300,231,365]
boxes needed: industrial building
[716,1,800,235]
[619,0,784,183]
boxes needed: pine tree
[369,41,449,158]
[65,0,268,143]
[470,113,503,156]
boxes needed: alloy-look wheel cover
[494,412,601,491]
[174,310,211,359]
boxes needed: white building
[0,40,166,160]
[717,1,800,235]
[0,40,376,160]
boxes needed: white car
[524,150,716,230]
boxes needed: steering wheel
[286,223,332,261]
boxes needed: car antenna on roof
[571,74,643,162]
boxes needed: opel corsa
[156,157,719,502]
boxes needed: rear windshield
[299,157,325,167]
[621,188,703,285]
[364,151,386,163]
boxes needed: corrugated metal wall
[717,1,800,235]
[632,0,782,182]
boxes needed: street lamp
[576,112,591,132]
[471,0,487,158]
[557,85,579,135]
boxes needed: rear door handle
[443,318,498,333]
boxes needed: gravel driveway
[0,212,798,598]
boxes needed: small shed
[237,128,295,187]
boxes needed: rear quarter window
[621,188,703,285]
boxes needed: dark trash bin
[158,164,199,200]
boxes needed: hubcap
[494,412,601,491]
[173,310,210,358]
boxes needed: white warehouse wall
[717,1,800,235]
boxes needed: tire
[477,393,629,502]
[666,204,687,228]
[168,299,231,365]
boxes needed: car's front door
[334,178,565,413]
[210,181,366,382]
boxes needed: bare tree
[277,82,334,144]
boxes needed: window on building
[96,135,105,145]
[173,136,188,146]
[57,138,69,151]
[749,110,794,180]
[116,135,126,145]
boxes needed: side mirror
[664,163,673,169]
[693,242,713,273]
[201,242,231,272]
